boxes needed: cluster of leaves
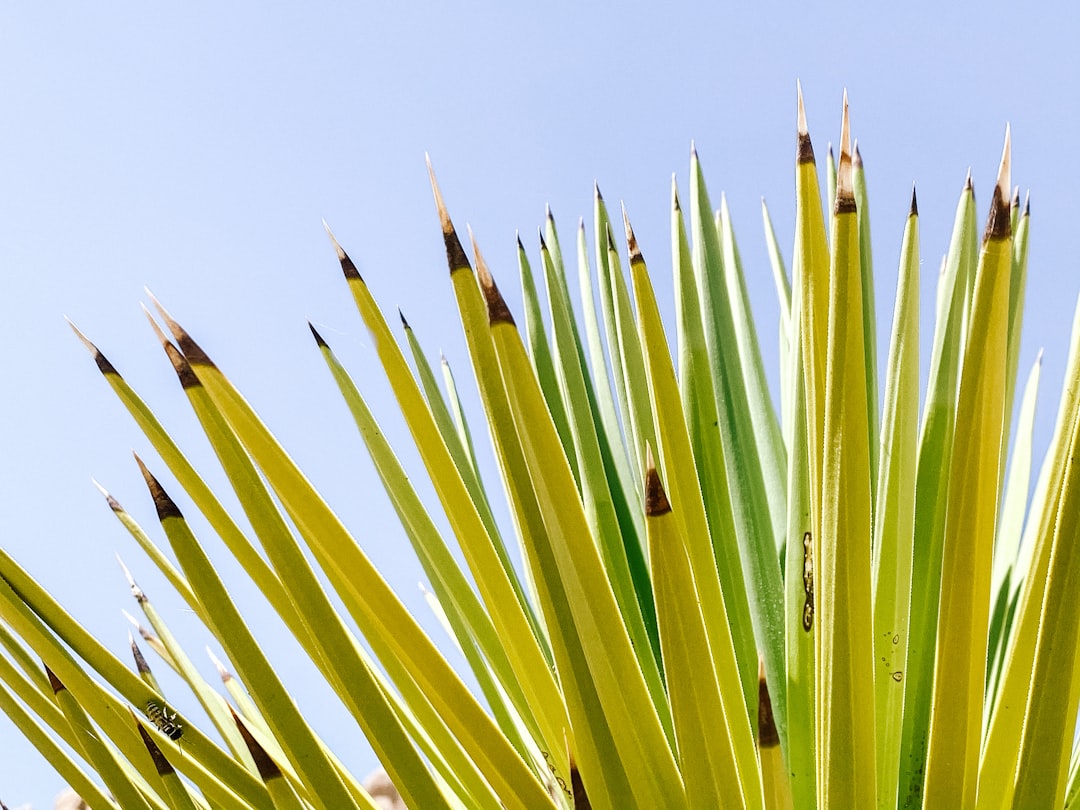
[2,91,1079,809]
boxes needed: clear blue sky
[1,2,1077,807]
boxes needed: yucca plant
[0,89,1075,809]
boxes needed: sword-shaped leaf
[897,169,978,809]
[140,313,464,808]
[691,143,787,758]
[628,217,762,806]
[401,313,503,546]
[46,667,160,810]
[537,225,667,729]
[148,303,557,810]
[517,237,577,475]
[871,187,919,809]
[645,451,747,809]
[479,250,686,810]
[429,177,633,808]
[0,679,119,810]
[978,295,1080,810]
[577,217,644,523]
[816,96,877,807]
[134,462,368,810]
[0,546,269,810]
[671,180,758,721]
[985,353,1042,714]
[717,194,787,552]
[852,143,880,509]
[922,130,1012,809]
[135,721,201,810]
[1010,393,1080,808]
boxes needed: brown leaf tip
[141,303,197,387]
[231,707,282,781]
[835,195,857,214]
[323,222,363,281]
[427,157,472,276]
[910,184,918,217]
[1023,192,1030,217]
[45,664,65,694]
[145,291,216,370]
[136,722,176,775]
[93,479,124,514]
[570,757,591,809]
[758,658,779,748]
[398,309,411,331]
[308,322,328,348]
[853,140,863,168]
[470,234,515,327]
[168,342,200,389]
[134,454,184,522]
[130,636,152,675]
[984,182,1012,241]
[644,464,671,517]
[68,319,120,376]
[622,205,644,265]
[797,130,816,165]
[443,222,471,275]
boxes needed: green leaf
[136,462,369,810]
[517,237,578,475]
[783,291,816,810]
[479,254,686,810]
[0,633,119,810]
[1011,393,1080,807]
[628,216,763,805]
[871,189,920,809]
[897,170,978,809]
[577,219,645,527]
[815,107,877,807]
[671,180,758,724]
[760,198,793,437]
[852,144,880,510]
[46,667,160,810]
[691,144,788,759]
[0,546,270,810]
[645,456,748,809]
[717,196,788,552]
[985,353,1042,713]
[922,137,1013,809]
[977,294,1080,810]
[539,229,667,731]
